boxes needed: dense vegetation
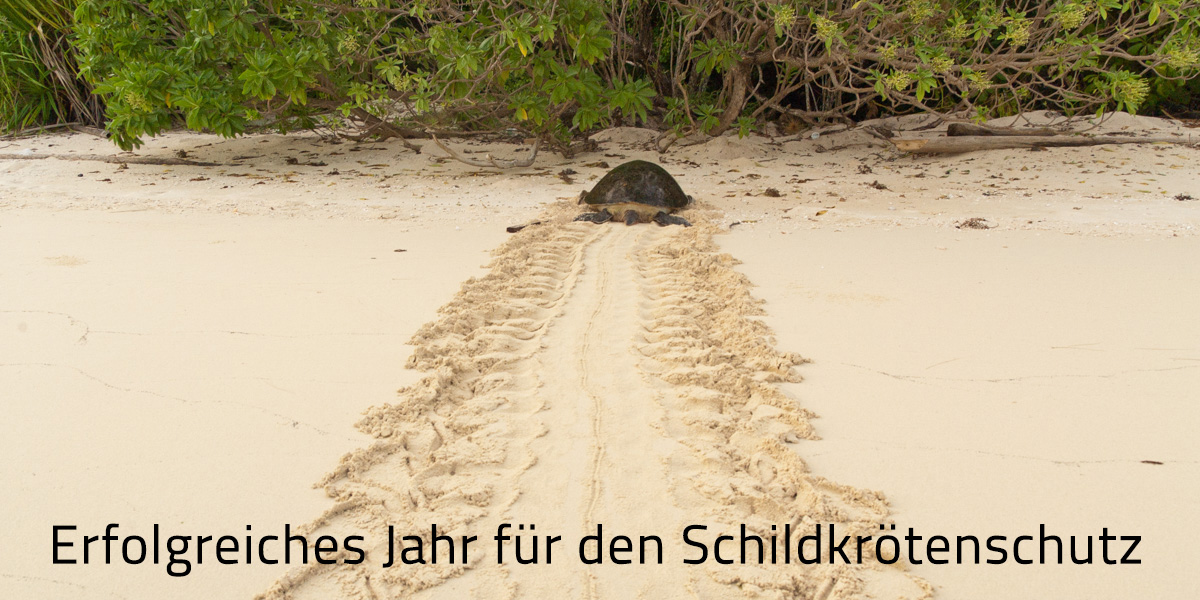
[3,0,1199,149]
[0,0,101,132]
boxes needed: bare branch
[432,135,540,169]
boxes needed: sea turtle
[574,160,693,226]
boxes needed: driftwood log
[946,123,1059,137]
[0,152,219,166]
[892,135,1194,155]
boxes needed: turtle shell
[581,160,690,211]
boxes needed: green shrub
[74,0,643,150]
[71,0,1200,150]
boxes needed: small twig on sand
[432,135,539,168]
[506,220,543,233]
[0,152,219,166]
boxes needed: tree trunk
[710,63,750,137]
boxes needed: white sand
[0,212,506,598]
[723,227,1200,598]
[2,112,1198,599]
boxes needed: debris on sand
[956,217,994,229]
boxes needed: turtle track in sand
[257,206,931,600]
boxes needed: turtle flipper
[653,211,692,227]
[624,209,640,226]
[574,208,613,224]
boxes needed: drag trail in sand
[508,225,692,599]
[259,208,929,600]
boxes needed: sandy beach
[2,113,1198,599]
